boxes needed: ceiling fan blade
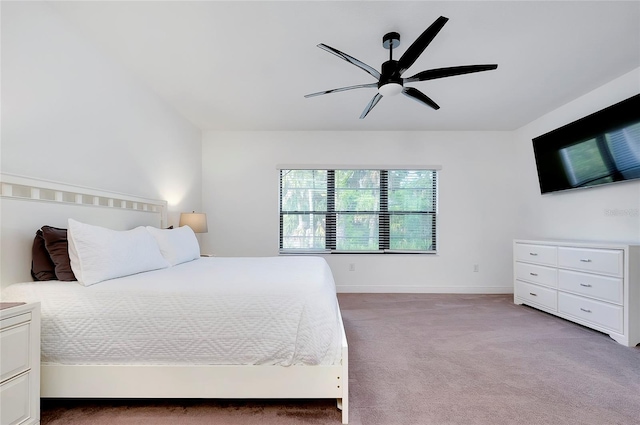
[360,93,383,119]
[305,83,378,98]
[402,87,440,110]
[404,64,498,83]
[397,16,449,76]
[317,44,381,80]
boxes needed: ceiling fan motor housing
[378,60,403,96]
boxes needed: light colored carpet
[41,294,640,424]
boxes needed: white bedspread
[1,257,342,366]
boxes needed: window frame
[279,166,439,255]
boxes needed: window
[279,168,438,253]
[560,122,640,187]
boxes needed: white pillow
[145,225,200,266]
[68,219,170,286]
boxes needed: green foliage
[389,214,433,250]
[336,213,379,250]
[335,170,379,212]
[389,170,435,211]
[280,170,327,212]
[280,170,327,250]
[281,213,326,250]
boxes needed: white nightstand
[1,302,41,425]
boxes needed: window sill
[279,250,437,255]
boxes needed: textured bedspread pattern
[2,257,342,366]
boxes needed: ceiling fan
[305,16,498,119]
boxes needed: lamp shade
[179,212,208,233]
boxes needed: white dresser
[514,240,639,347]
[0,302,40,425]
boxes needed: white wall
[1,1,202,226]
[202,131,517,293]
[514,68,640,244]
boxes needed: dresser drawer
[558,292,623,333]
[0,323,31,383]
[0,372,31,425]
[515,262,557,288]
[558,247,623,277]
[515,243,557,266]
[515,280,557,311]
[558,270,623,304]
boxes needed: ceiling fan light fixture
[378,82,403,97]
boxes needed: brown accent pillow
[41,226,76,281]
[31,229,57,281]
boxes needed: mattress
[1,256,342,366]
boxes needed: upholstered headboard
[0,173,167,290]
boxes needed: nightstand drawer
[558,247,623,277]
[0,303,39,425]
[558,270,623,304]
[515,244,557,266]
[515,280,557,311]
[0,312,31,330]
[558,292,623,333]
[515,262,557,288]
[0,372,31,425]
[0,323,31,383]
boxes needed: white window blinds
[279,168,437,253]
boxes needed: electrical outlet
[349,263,356,272]
[473,264,479,272]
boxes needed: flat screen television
[532,94,640,194]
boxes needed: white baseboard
[336,285,514,294]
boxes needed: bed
[0,173,349,424]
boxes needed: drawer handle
[580,259,592,263]
[579,283,592,288]
[529,272,538,276]
[580,308,592,313]
[529,293,537,296]
[529,253,538,256]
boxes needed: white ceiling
[48,1,640,131]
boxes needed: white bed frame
[0,173,349,424]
